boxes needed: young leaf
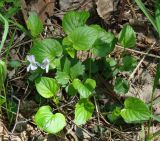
[64,26,98,51]
[55,71,70,85]
[92,31,116,57]
[72,79,96,98]
[0,60,7,90]
[155,0,160,35]
[118,25,136,48]
[35,106,66,134]
[30,39,62,69]
[107,107,121,123]
[70,61,85,79]
[35,77,59,98]
[120,55,137,72]
[121,97,151,123]
[114,77,129,94]
[26,12,43,37]
[74,99,94,125]
[62,11,89,34]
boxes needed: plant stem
[0,14,9,54]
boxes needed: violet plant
[25,11,160,139]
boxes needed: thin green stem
[0,14,9,54]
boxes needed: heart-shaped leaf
[72,78,96,98]
[35,77,59,98]
[26,12,43,37]
[30,39,62,69]
[35,106,66,134]
[118,24,136,48]
[74,99,94,125]
[63,26,98,51]
[62,11,89,34]
[121,97,151,123]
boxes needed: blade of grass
[9,19,31,37]
[5,29,16,61]
[0,14,9,54]
[135,0,158,32]
[155,0,160,35]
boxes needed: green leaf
[55,71,70,85]
[107,107,121,123]
[121,97,151,123]
[151,115,160,122]
[62,11,89,34]
[114,77,129,94]
[64,26,98,51]
[72,79,96,98]
[56,57,85,83]
[92,31,116,57]
[118,25,136,48]
[65,84,77,96]
[35,77,59,98]
[9,60,21,68]
[106,57,117,67]
[66,47,76,58]
[62,57,71,74]
[26,12,43,37]
[74,99,94,125]
[120,55,137,72]
[155,0,160,35]
[57,57,71,72]
[0,60,7,90]
[0,95,6,106]
[70,61,85,79]
[35,106,66,134]
[84,78,96,92]
[30,39,62,69]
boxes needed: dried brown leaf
[30,0,55,23]
[96,0,114,20]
